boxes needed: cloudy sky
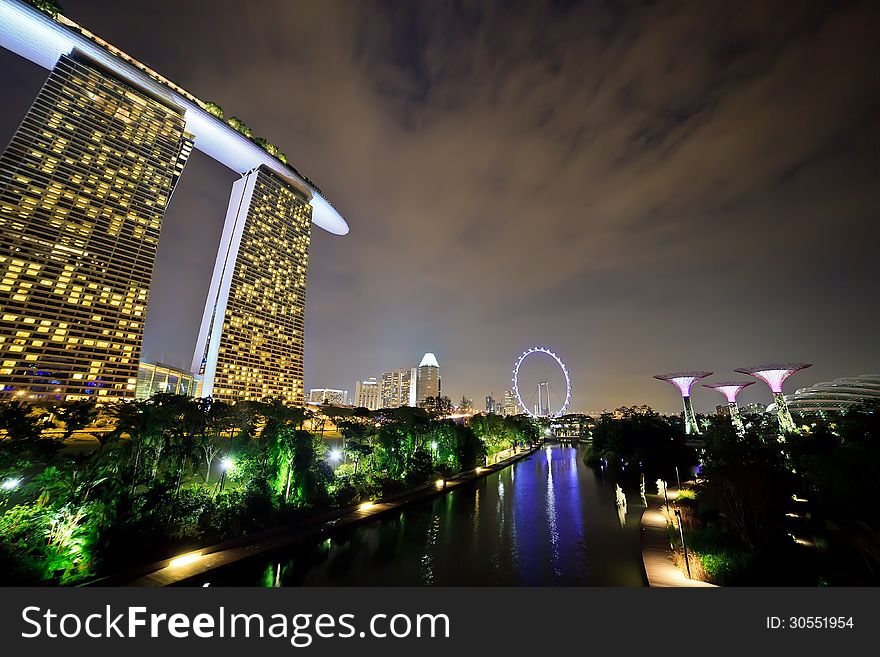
[1,0,878,413]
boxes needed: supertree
[703,381,755,435]
[653,371,712,435]
[734,363,812,433]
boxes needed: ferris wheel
[512,346,572,418]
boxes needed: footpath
[640,490,716,588]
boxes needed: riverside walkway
[640,491,716,588]
[101,445,539,587]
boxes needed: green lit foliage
[469,413,538,456]
[204,102,224,118]
[226,116,254,138]
[26,0,63,19]
[585,408,694,478]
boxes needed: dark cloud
[1,0,878,413]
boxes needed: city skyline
[1,0,877,413]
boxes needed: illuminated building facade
[416,352,440,406]
[0,53,188,400]
[193,167,311,403]
[136,361,195,399]
[308,388,348,406]
[381,367,416,408]
[735,363,811,433]
[0,0,350,405]
[704,381,755,434]
[502,388,518,416]
[355,378,380,410]
[653,371,712,435]
[781,374,880,418]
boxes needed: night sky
[1,0,878,413]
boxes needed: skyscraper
[416,352,440,406]
[354,377,380,410]
[502,388,518,415]
[193,167,311,404]
[0,54,188,400]
[485,394,496,413]
[381,367,416,408]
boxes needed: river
[197,443,648,586]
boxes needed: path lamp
[219,458,234,493]
[675,465,681,491]
[662,479,670,515]
[674,508,691,579]
[1,477,21,491]
[328,449,343,464]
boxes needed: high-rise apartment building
[355,377,380,410]
[485,394,497,413]
[502,388,519,415]
[193,167,311,404]
[0,54,188,400]
[381,367,416,408]
[308,388,347,406]
[416,352,440,406]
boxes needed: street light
[218,458,234,493]
[328,449,342,463]
[1,477,21,491]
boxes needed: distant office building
[381,367,416,408]
[354,377,380,410]
[502,388,519,415]
[0,54,189,401]
[740,402,767,415]
[716,404,731,416]
[416,352,440,406]
[485,394,497,413]
[136,361,195,399]
[308,388,347,406]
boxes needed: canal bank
[99,445,540,586]
[186,444,648,587]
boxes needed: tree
[0,400,53,441]
[26,0,63,19]
[423,395,452,417]
[204,102,224,119]
[700,421,792,550]
[54,400,98,442]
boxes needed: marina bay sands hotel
[0,0,349,404]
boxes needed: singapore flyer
[512,346,572,418]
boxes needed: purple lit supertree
[653,371,712,435]
[734,363,812,433]
[703,381,755,434]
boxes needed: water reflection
[199,445,647,587]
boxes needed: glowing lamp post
[654,371,712,435]
[734,364,812,433]
[218,458,234,493]
[703,381,755,435]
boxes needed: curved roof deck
[0,0,349,235]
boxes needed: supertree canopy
[654,371,712,435]
[734,363,812,433]
[704,381,755,434]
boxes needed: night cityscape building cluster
[0,0,348,404]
